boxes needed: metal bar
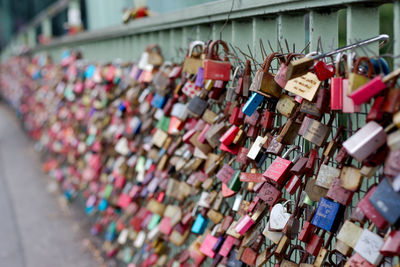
[30,0,391,52]
[394,0,400,67]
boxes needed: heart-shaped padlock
[314,61,335,81]
[269,200,292,231]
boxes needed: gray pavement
[0,104,99,267]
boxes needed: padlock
[369,178,400,226]
[147,44,163,66]
[311,197,344,232]
[343,121,387,162]
[313,60,335,81]
[263,145,302,185]
[219,125,240,147]
[183,41,204,75]
[380,230,400,256]
[300,115,334,147]
[382,87,400,113]
[331,53,347,110]
[366,96,385,122]
[251,52,283,98]
[336,219,363,250]
[326,178,354,206]
[342,77,362,113]
[340,166,363,192]
[260,102,276,131]
[354,227,384,266]
[384,149,400,177]
[315,161,341,190]
[305,178,328,202]
[305,230,325,256]
[358,186,389,229]
[350,67,400,105]
[269,200,293,232]
[276,94,297,118]
[218,235,237,257]
[216,159,235,184]
[285,174,302,195]
[241,234,264,266]
[345,253,376,267]
[191,214,209,234]
[203,40,231,81]
[263,221,284,244]
[285,71,321,101]
[286,55,315,80]
[347,56,373,95]
[257,182,282,206]
[313,233,334,267]
[388,130,400,150]
[242,92,264,117]
[187,95,208,117]
[199,224,220,258]
[274,53,296,88]
[235,203,265,235]
[276,108,301,145]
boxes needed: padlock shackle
[244,59,251,76]
[146,43,162,54]
[188,40,205,57]
[232,66,241,81]
[262,52,284,72]
[285,244,305,260]
[207,40,230,61]
[285,53,300,65]
[282,144,302,160]
[334,53,348,77]
[353,56,373,78]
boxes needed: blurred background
[0,0,217,48]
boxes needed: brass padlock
[347,56,373,95]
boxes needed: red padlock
[203,40,231,81]
[263,145,302,185]
[330,54,347,110]
[314,60,335,81]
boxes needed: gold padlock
[348,56,373,95]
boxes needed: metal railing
[1,0,399,66]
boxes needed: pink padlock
[330,76,343,110]
[199,234,218,258]
[350,76,386,105]
[342,79,362,113]
[219,235,237,257]
[343,121,386,162]
[263,145,301,185]
[235,215,254,235]
[197,123,211,143]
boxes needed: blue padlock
[98,199,108,211]
[311,197,344,232]
[151,93,167,109]
[369,178,400,226]
[371,57,390,75]
[85,64,96,78]
[226,249,246,267]
[85,205,95,214]
[191,214,209,234]
[242,92,264,116]
[118,102,126,113]
[104,221,116,241]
